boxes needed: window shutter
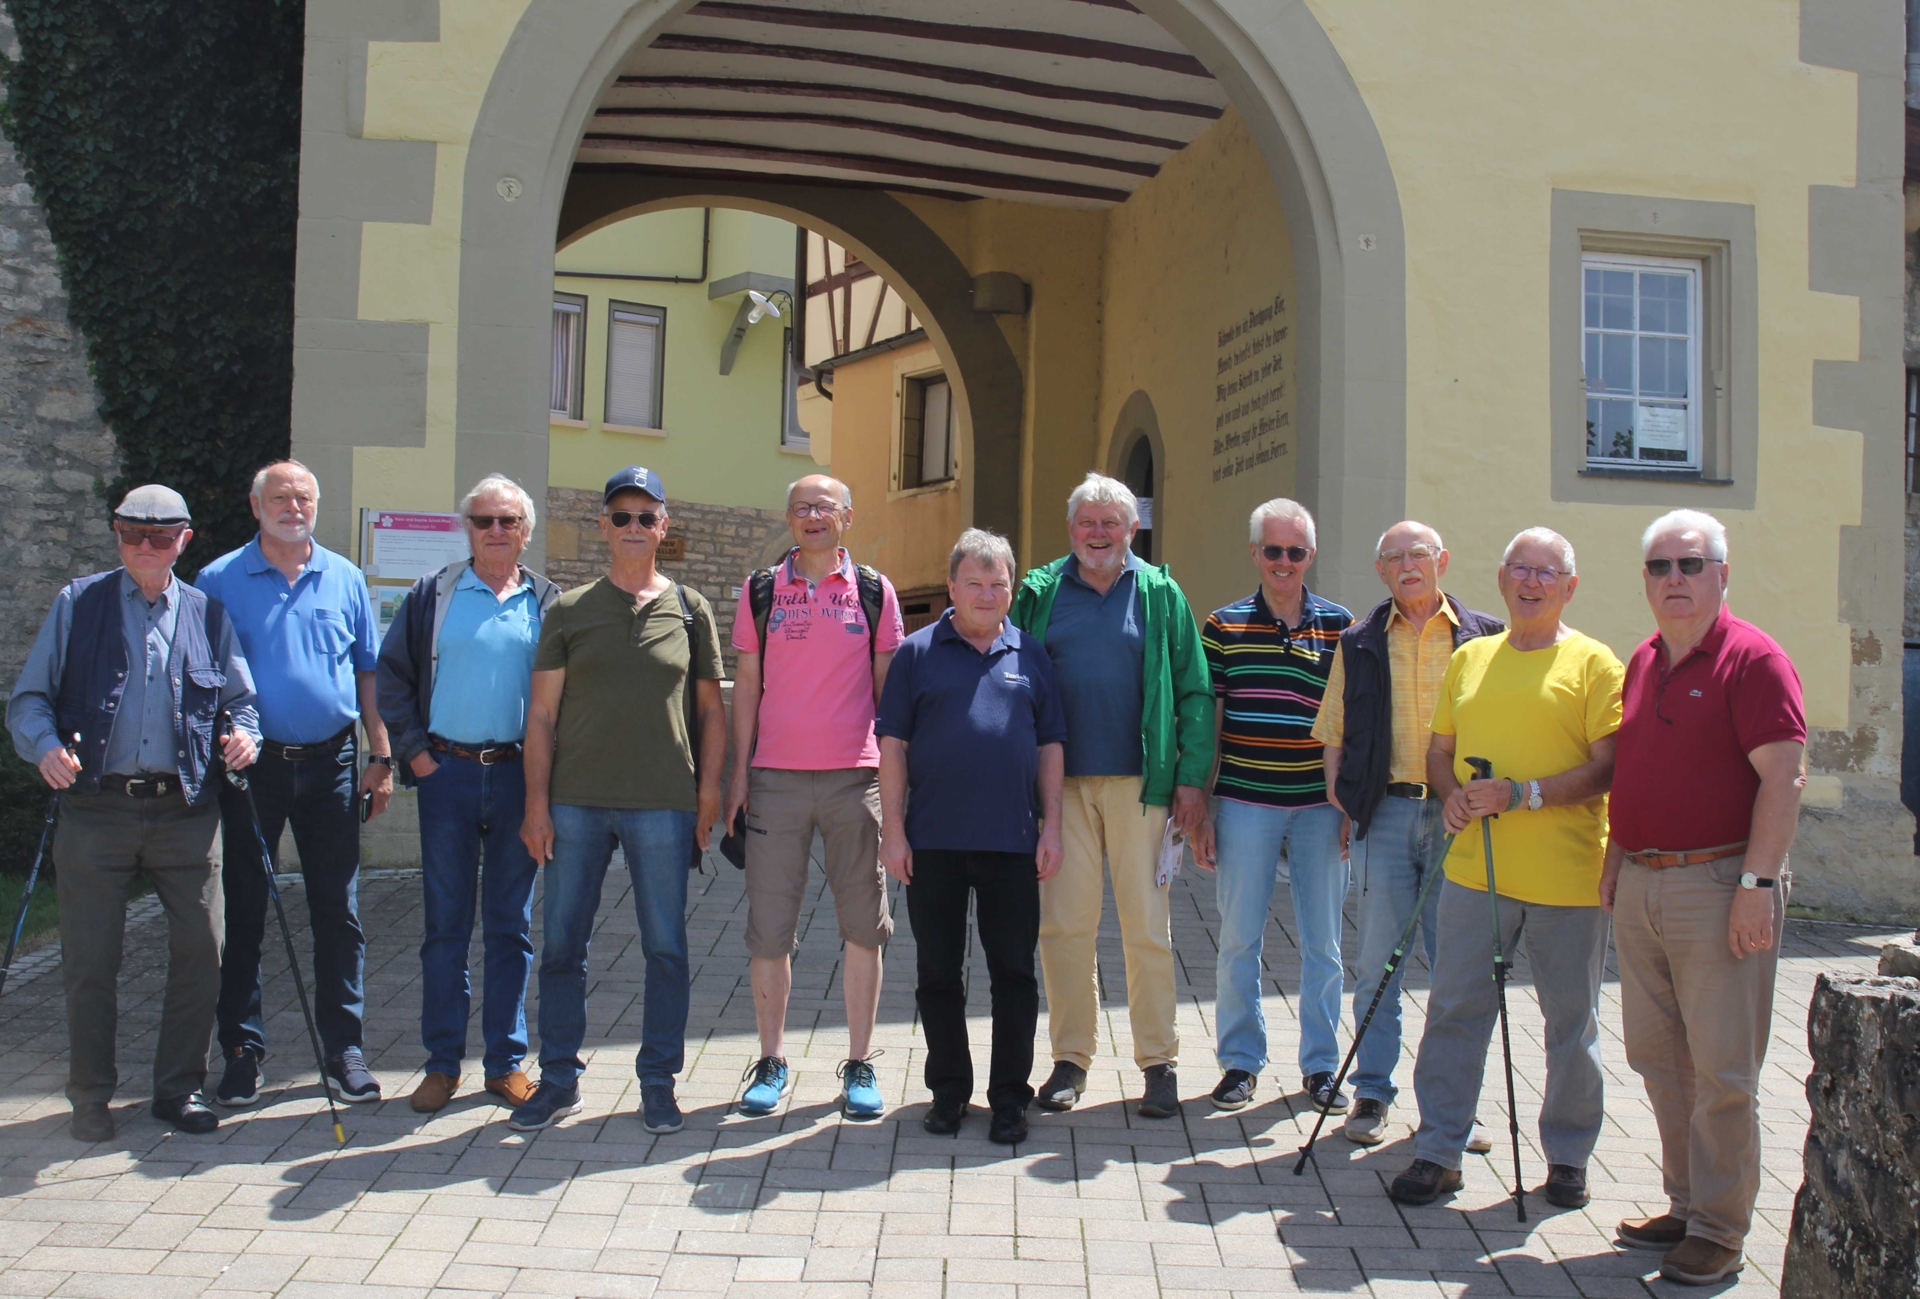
[551,300,583,418]
[607,308,662,427]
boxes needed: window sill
[602,422,666,438]
[549,416,588,430]
[888,479,959,502]
[1580,465,1730,484]
[779,440,813,457]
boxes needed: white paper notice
[366,512,469,580]
[1137,497,1154,529]
[1635,405,1688,452]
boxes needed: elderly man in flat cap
[7,485,260,1142]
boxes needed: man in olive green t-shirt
[511,466,725,1137]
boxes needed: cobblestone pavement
[0,848,1900,1298]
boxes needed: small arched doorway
[1109,389,1166,566]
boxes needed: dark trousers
[216,733,365,1059]
[52,790,224,1105]
[906,848,1041,1111]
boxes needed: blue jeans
[537,804,693,1089]
[1348,794,1446,1104]
[417,755,539,1079]
[1213,798,1347,1077]
[217,732,365,1059]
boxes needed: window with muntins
[900,374,954,488]
[1583,254,1702,471]
[551,295,585,419]
[605,302,665,429]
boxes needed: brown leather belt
[429,736,522,765]
[100,773,179,799]
[1386,782,1430,800]
[1625,842,1749,870]
[261,725,355,763]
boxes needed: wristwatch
[1738,872,1776,890]
[1526,779,1544,812]
[366,754,395,768]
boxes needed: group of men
[9,459,1801,1287]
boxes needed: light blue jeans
[1348,794,1445,1104]
[1212,798,1347,1077]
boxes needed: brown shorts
[744,766,892,958]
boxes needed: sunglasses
[1645,556,1716,577]
[467,514,523,532]
[606,510,662,530]
[113,523,187,548]
[1260,544,1311,563]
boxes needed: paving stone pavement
[0,845,1901,1298]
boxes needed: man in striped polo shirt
[1197,498,1353,1113]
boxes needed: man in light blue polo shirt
[195,460,392,1108]
[376,474,560,1114]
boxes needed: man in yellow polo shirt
[1386,527,1623,1212]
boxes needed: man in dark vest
[1309,520,1502,1145]
[6,484,261,1142]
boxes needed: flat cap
[113,484,192,524]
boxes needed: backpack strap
[854,564,884,660]
[748,567,777,659]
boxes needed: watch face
[1739,871,1757,889]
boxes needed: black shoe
[1035,1061,1087,1112]
[1543,1163,1590,1209]
[152,1094,219,1134]
[1210,1069,1256,1111]
[922,1096,965,1135]
[216,1046,262,1108]
[1303,1071,1350,1114]
[70,1102,113,1143]
[1387,1158,1462,1205]
[1137,1063,1179,1118]
[987,1104,1029,1145]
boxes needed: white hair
[1375,521,1443,555]
[251,460,319,503]
[459,474,537,532]
[1066,472,1138,527]
[1249,498,1317,548]
[788,475,852,508]
[1503,526,1576,575]
[1642,509,1727,561]
[949,527,1017,584]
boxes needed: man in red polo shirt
[1602,509,1806,1288]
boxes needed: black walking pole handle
[216,711,248,792]
[1464,756,1495,816]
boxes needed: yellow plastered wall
[1308,0,1862,726]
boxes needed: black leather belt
[429,736,522,765]
[100,773,178,799]
[262,725,354,763]
[1386,782,1430,800]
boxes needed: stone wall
[1780,971,1920,1299]
[0,13,120,684]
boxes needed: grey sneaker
[1137,1064,1179,1118]
[1343,1097,1389,1145]
[1210,1069,1256,1111]
[1036,1061,1087,1112]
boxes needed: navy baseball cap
[603,465,666,506]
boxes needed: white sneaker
[1466,1120,1494,1154]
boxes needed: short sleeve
[532,603,570,672]
[1584,643,1625,743]
[348,572,380,671]
[1031,646,1068,747]
[1731,649,1806,752]
[729,584,759,654]
[873,576,906,654]
[1311,645,1347,745]
[1429,648,1463,737]
[1201,614,1228,697]
[874,644,915,741]
[691,595,725,681]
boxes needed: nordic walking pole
[1293,824,1457,1175]
[0,733,79,999]
[219,713,347,1145]
[1466,756,1526,1223]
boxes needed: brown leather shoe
[1617,1213,1689,1250]
[485,1070,534,1107]
[1659,1235,1744,1285]
[409,1071,460,1113]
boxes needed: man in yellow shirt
[1387,528,1623,1212]
[1313,521,1504,1145]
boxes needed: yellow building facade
[292,0,1910,917]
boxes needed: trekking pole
[219,713,347,1145]
[0,733,79,999]
[1293,822,1456,1175]
[1466,756,1526,1223]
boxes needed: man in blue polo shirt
[196,460,392,1107]
[877,528,1066,1146]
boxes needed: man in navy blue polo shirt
[196,460,392,1107]
[877,528,1066,1146]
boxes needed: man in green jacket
[1010,472,1215,1118]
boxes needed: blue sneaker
[507,1080,582,1132]
[739,1057,790,1116]
[324,1047,381,1103]
[215,1046,262,1108]
[641,1083,683,1134]
[838,1056,885,1120]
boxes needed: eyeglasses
[1505,563,1565,586]
[467,514,523,532]
[606,510,661,530]
[1260,544,1311,563]
[1645,556,1717,577]
[1378,545,1438,566]
[113,523,187,549]
[788,501,842,519]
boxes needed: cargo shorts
[743,766,892,958]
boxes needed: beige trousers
[1614,853,1787,1250]
[1039,775,1175,1070]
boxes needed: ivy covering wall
[0,0,305,576]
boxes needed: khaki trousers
[1039,775,1175,1070]
[1614,853,1787,1250]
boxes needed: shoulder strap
[748,568,776,656]
[855,564,884,660]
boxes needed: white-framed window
[781,327,809,452]
[551,294,585,420]
[900,373,954,488]
[605,301,666,429]
[1583,253,1702,470]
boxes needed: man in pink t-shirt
[725,474,905,1119]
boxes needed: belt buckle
[1408,784,1428,800]
[477,747,499,766]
